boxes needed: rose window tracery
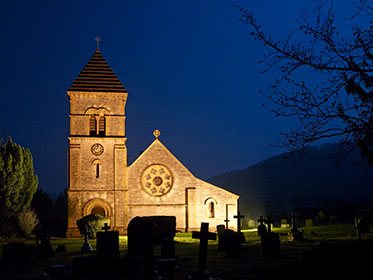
[141,164,173,196]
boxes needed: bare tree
[235,0,373,164]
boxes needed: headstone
[127,216,154,278]
[216,224,226,251]
[1,242,30,261]
[192,222,216,279]
[141,216,176,244]
[248,219,256,228]
[306,219,313,227]
[261,232,280,256]
[217,224,225,236]
[96,223,119,258]
[281,219,290,228]
[257,216,267,236]
[219,229,241,257]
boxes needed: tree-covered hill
[208,144,373,220]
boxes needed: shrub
[17,209,39,237]
[77,214,110,238]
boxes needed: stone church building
[66,48,239,237]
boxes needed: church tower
[66,48,128,237]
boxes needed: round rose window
[141,164,173,196]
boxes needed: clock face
[91,143,104,156]
[141,164,173,196]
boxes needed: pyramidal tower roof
[68,48,127,93]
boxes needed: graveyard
[1,221,373,280]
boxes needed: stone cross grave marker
[81,225,93,253]
[234,211,245,233]
[192,222,216,276]
[102,223,111,232]
[257,216,267,237]
[288,212,304,241]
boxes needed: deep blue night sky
[0,0,353,195]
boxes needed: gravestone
[257,216,267,237]
[248,219,255,228]
[216,224,226,251]
[260,216,280,256]
[141,216,176,244]
[192,222,216,279]
[306,219,313,227]
[281,219,290,228]
[96,223,119,258]
[219,229,241,257]
[261,232,280,256]
[127,216,154,278]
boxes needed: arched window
[92,159,102,179]
[96,163,100,178]
[204,197,217,219]
[98,116,105,136]
[209,202,215,218]
[89,115,97,136]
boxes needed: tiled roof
[68,49,127,93]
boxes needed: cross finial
[95,36,101,50]
[153,129,161,139]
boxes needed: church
[66,47,239,237]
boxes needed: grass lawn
[1,223,373,279]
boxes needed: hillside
[208,144,373,219]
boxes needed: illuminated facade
[66,48,239,237]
